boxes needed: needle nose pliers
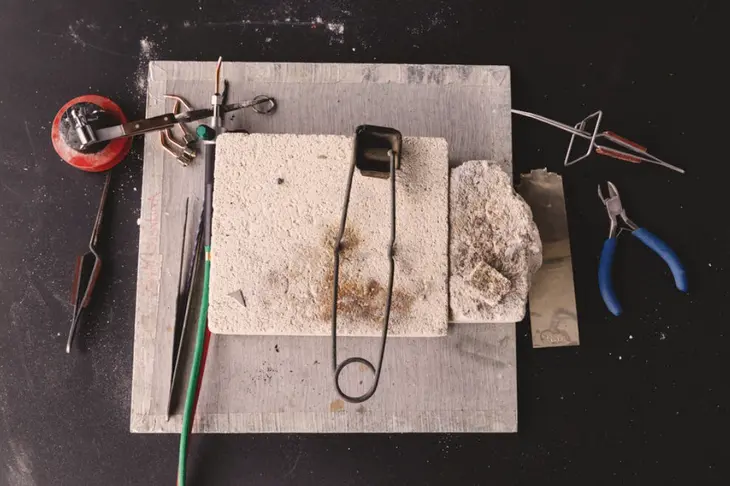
[597,181,687,316]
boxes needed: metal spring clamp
[331,125,402,403]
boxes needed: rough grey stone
[450,161,542,323]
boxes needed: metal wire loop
[331,150,397,404]
[252,95,277,115]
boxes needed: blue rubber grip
[599,238,622,316]
[632,228,688,292]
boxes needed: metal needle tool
[171,198,191,391]
[67,171,112,353]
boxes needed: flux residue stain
[317,224,414,327]
[321,224,360,253]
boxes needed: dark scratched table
[0,1,725,484]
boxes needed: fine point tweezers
[167,202,205,419]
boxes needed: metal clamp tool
[67,97,275,151]
[331,125,402,403]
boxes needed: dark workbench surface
[0,0,725,484]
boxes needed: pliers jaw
[598,181,637,238]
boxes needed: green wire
[177,248,211,485]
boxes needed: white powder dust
[132,37,158,102]
[68,21,83,45]
[139,37,156,58]
[327,22,344,34]
[6,439,35,486]
[66,19,101,49]
[325,21,345,44]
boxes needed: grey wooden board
[131,62,517,433]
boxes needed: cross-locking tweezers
[512,109,685,174]
[67,171,111,353]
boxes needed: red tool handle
[603,131,647,153]
[595,146,643,164]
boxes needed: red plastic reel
[51,95,132,172]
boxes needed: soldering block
[450,160,543,323]
[210,133,449,336]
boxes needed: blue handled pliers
[597,181,688,316]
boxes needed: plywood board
[131,62,517,433]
